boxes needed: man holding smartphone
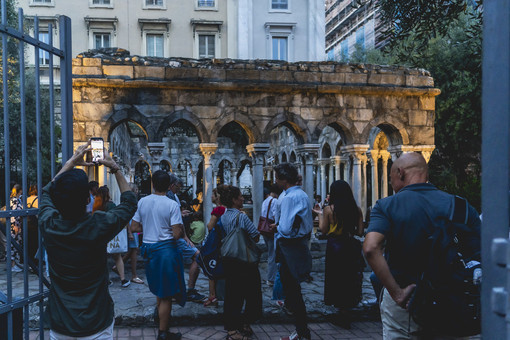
[39,141,137,339]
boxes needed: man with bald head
[363,152,480,339]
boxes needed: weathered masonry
[72,50,439,224]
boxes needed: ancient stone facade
[72,51,439,223]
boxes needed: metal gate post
[59,15,73,163]
[482,0,510,337]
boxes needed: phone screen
[91,139,104,163]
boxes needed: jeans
[263,235,276,282]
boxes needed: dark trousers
[223,258,262,331]
[279,252,310,338]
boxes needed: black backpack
[408,196,481,337]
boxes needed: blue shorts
[177,238,198,262]
[128,233,139,249]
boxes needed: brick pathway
[29,322,383,339]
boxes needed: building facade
[20,0,325,64]
[325,0,385,61]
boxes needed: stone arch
[289,151,297,163]
[159,159,172,172]
[107,109,151,142]
[236,155,251,170]
[313,116,355,145]
[281,152,288,163]
[134,159,152,196]
[321,143,332,158]
[215,155,236,169]
[155,109,209,143]
[212,112,261,144]
[361,116,410,146]
[262,112,311,144]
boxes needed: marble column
[361,154,368,218]
[341,155,350,184]
[191,170,197,198]
[212,170,217,189]
[380,150,390,198]
[232,168,238,186]
[319,159,328,202]
[297,144,320,206]
[247,143,270,225]
[199,143,218,225]
[328,160,334,188]
[344,145,369,208]
[369,150,380,206]
[315,162,321,198]
[333,156,341,182]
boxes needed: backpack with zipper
[408,196,481,337]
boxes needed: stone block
[134,105,174,117]
[344,72,368,84]
[419,96,435,110]
[406,75,434,87]
[72,58,82,66]
[408,126,435,145]
[73,122,86,141]
[408,110,428,126]
[73,66,103,76]
[321,72,345,83]
[368,73,405,86]
[103,65,134,78]
[335,64,353,73]
[82,58,102,67]
[72,88,81,102]
[191,105,222,119]
[398,97,419,110]
[293,72,321,83]
[259,70,293,82]
[380,96,398,109]
[73,103,113,121]
[347,108,373,121]
[198,68,226,81]
[248,107,280,117]
[134,66,165,79]
[319,64,335,72]
[160,90,179,104]
[292,93,317,107]
[344,95,367,109]
[353,121,367,134]
[165,67,199,80]
[85,122,104,137]
[300,107,323,120]
[81,87,107,103]
[226,69,260,81]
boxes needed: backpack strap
[266,198,273,219]
[450,196,469,225]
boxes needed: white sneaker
[11,265,23,273]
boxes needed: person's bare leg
[113,253,125,281]
[188,252,199,289]
[130,249,138,278]
[157,297,172,332]
[208,279,216,298]
[122,249,132,264]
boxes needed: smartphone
[90,137,104,163]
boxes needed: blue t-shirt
[367,183,481,287]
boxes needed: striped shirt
[220,208,259,239]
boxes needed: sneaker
[157,330,182,340]
[121,279,131,288]
[11,265,23,273]
[280,330,310,340]
[186,288,206,302]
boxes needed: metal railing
[0,0,73,338]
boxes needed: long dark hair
[329,180,359,234]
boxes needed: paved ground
[28,322,384,340]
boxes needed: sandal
[203,296,218,307]
[132,277,144,284]
[241,324,254,336]
[226,330,249,340]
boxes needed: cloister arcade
[72,52,438,224]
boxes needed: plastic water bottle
[473,268,482,285]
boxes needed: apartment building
[20,0,325,64]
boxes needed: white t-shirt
[132,194,183,244]
[261,196,277,221]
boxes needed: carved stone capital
[332,156,342,166]
[147,142,166,162]
[296,144,320,163]
[341,144,369,162]
[199,143,218,164]
[246,143,270,165]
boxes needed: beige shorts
[50,321,114,340]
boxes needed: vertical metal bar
[59,15,73,162]
[34,16,44,340]
[482,0,510,338]
[17,8,30,340]
[2,0,13,338]
[49,23,55,177]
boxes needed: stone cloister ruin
[72,51,439,224]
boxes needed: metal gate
[0,0,73,338]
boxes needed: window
[340,40,348,60]
[93,0,110,4]
[199,35,215,58]
[33,0,52,2]
[197,0,215,7]
[94,33,111,49]
[38,32,50,65]
[271,0,288,10]
[146,0,163,5]
[146,34,164,57]
[31,0,53,5]
[356,26,365,50]
[272,37,287,61]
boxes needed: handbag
[221,213,261,264]
[107,228,128,254]
[257,198,275,237]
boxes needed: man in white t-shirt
[131,170,186,340]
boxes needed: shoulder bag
[257,198,275,237]
[221,213,261,264]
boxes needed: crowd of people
[1,141,481,340]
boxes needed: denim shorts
[177,238,198,262]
